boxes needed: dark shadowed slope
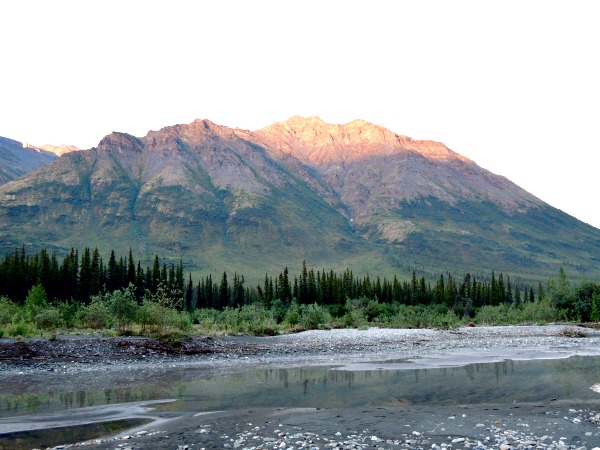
[0,137,58,185]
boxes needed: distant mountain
[23,143,79,157]
[0,118,598,282]
[0,137,58,185]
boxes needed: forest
[1,246,599,337]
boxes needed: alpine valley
[0,117,598,283]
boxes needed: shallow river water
[3,355,600,419]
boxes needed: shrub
[271,299,288,324]
[173,310,192,333]
[192,308,221,328]
[77,298,111,329]
[300,303,331,330]
[474,300,559,325]
[107,285,138,334]
[238,304,277,335]
[519,299,558,323]
[57,300,80,328]
[284,303,301,326]
[7,321,36,337]
[34,307,64,330]
[431,309,462,329]
[139,282,184,336]
[327,304,347,318]
[591,293,600,322]
[0,297,18,325]
[0,328,3,338]
[24,285,48,322]
[382,304,458,329]
[137,299,161,334]
[364,299,390,322]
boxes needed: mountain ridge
[0,117,598,283]
[0,136,59,185]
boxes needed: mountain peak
[98,132,144,153]
[258,116,469,166]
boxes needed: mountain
[23,143,79,157]
[0,137,59,185]
[253,117,600,278]
[0,118,598,282]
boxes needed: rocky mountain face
[1,118,598,281]
[255,116,543,240]
[0,137,59,185]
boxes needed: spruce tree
[77,248,92,303]
[186,273,194,311]
[127,248,136,286]
[219,272,229,309]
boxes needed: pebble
[203,410,600,450]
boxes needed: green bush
[364,299,391,322]
[57,300,80,328]
[34,307,64,330]
[77,298,111,329]
[6,321,36,337]
[271,299,288,324]
[137,299,190,336]
[0,297,18,325]
[192,308,221,328]
[430,309,462,329]
[327,304,347,318]
[107,285,138,334]
[0,328,3,338]
[139,282,184,336]
[137,299,162,334]
[238,304,277,335]
[519,299,558,323]
[284,303,301,326]
[24,285,48,323]
[340,308,367,328]
[300,303,331,330]
[474,300,558,325]
[381,304,459,329]
[592,293,600,322]
[174,310,192,333]
[191,304,278,335]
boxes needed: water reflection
[0,382,182,418]
[2,356,600,418]
[0,418,151,450]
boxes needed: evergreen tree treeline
[0,247,540,315]
[0,246,184,306]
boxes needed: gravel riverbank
[2,325,600,449]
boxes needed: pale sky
[2,1,599,228]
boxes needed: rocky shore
[2,325,600,449]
